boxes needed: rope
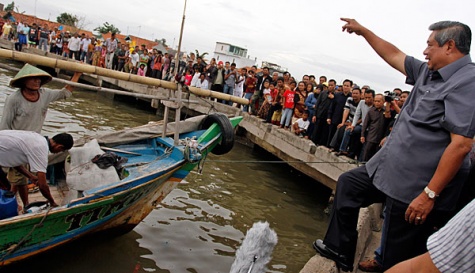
[197,150,208,174]
[204,160,364,165]
[0,207,53,265]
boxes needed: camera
[384,91,397,102]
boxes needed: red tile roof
[0,11,164,50]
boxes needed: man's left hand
[405,192,435,225]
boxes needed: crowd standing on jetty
[2,15,475,273]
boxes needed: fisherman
[0,63,81,208]
[0,131,74,207]
[313,19,475,272]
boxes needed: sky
[7,0,475,92]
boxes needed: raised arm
[341,18,407,76]
[65,72,83,92]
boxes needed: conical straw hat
[9,63,52,88]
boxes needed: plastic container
[0,189,18,220]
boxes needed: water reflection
[0,62,331,273]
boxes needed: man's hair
[329,79,337,85]
[231,63,236,67]
[277,76,284,82]
[402,90,411,96]
[319,75,327,81]
[429,21,471,55]
[52,133,74,150]
[343,79,353,86]
[365,89,376,98]
[262,66,269,70]
[352,87,361,93]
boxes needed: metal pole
[174,0,187,77]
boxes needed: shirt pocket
[411,88,444,122]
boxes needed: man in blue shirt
[313,19,475,272]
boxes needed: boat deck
[17,180,68,213]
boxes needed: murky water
[0,62,331,273]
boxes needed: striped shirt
[427,199,475,273]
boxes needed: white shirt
[68,36,81,51]
[190,72,201,87]
[234,75,245,97]
[294,118,310,130]
[196,79,209,90]
[0,130,48,173]
[130,53,139,66]
[81,38,91,51]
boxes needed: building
[261,61,288,75]
[213,42,256,68]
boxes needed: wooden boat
[0,113,242,266]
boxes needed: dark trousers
[327,124,338,147]
[311,117,329,146]
[266,104,282,123]
[211,84,223,93]
[323,166,453,270]
[362,141,380,162]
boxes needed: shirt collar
[436,54,472,82]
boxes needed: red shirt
[184,74,193,86]
[245,77,257,93]
[270,88,279,101]
[283,89,295,109]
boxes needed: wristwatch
[424,186,438,199]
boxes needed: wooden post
[174,84,183,146]
[162,106,169,139]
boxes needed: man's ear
[446,39,457,54]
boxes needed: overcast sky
[9,0,475,91]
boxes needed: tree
[57,12,79,26]
[195,49,209,60]
[5,2,15,12]
[94,22,121,34]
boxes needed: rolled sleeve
[405,56,425,86]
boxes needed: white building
[213,42,256,68]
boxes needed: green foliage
[93,22,121,34]
[56,12,79,26]
[195,50,209,59]
[5,2,15,12]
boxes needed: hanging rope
[204,159,364,165]
[0,207,53,265]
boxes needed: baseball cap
[218,61,223,65]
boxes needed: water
[0,62,331,273]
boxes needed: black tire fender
[199,113,235,155]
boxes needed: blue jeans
[243,93,253,112]
[374,207,388,266]
[39,38,48,51]
[339,124,362,152]
[223,85,234,105]
[280,108,293,127]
